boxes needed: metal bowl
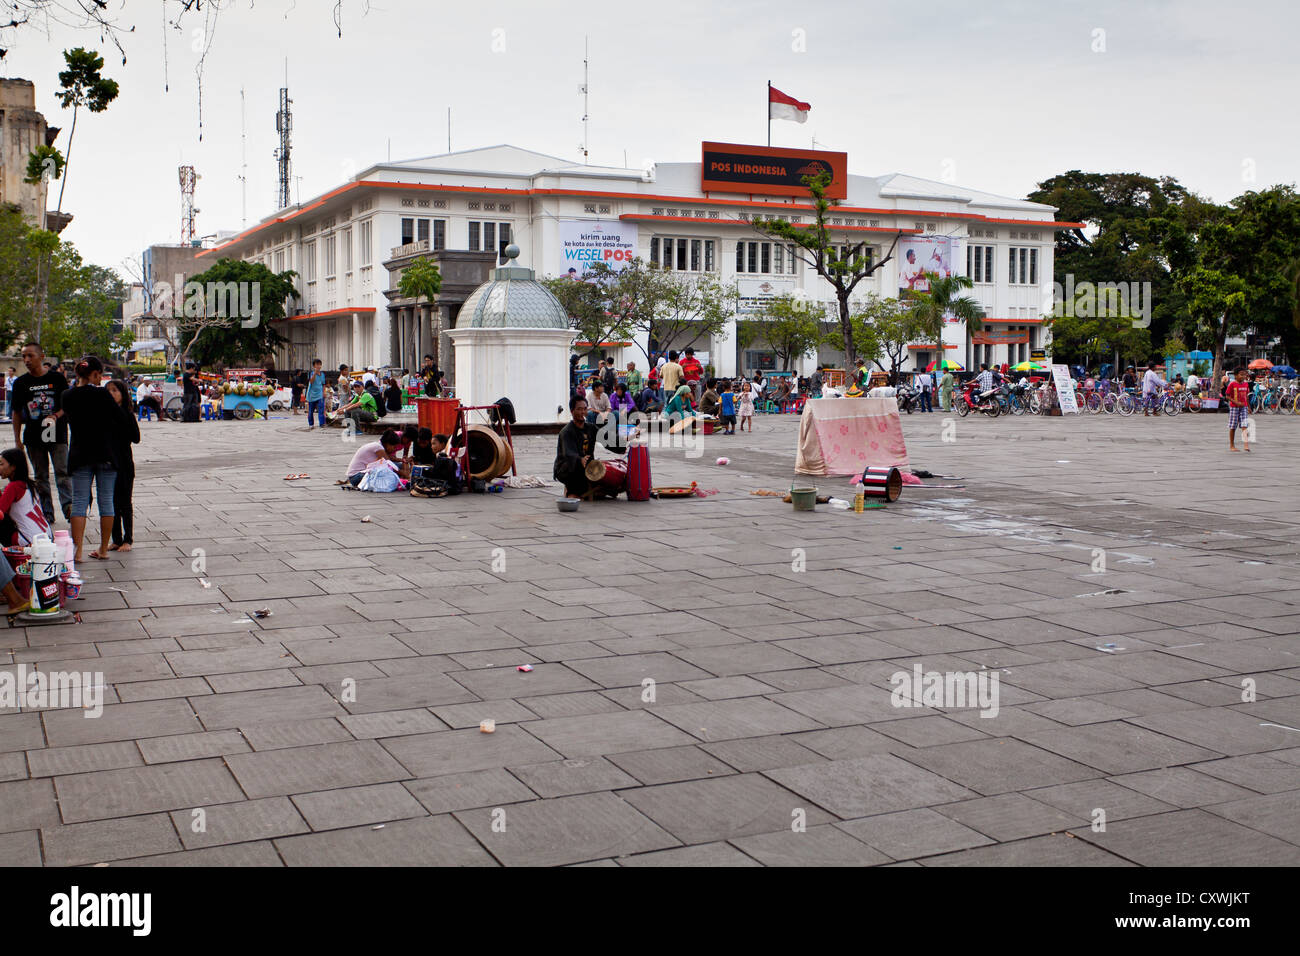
[556,498,580,512]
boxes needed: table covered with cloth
[794,397,910,476]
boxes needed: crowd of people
[0,345,141,615]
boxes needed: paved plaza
[2,408,1298,867]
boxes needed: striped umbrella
[1011,361,1048,372]
[925,359,964,372]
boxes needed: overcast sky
[3,0,1297,274]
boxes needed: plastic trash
[517,664,533,672]
[716,457,730,465]
[828,497,850,510]
[480,719,496,733]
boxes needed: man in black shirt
[420,355,440,398]
[554,395,599,499]
[11,341,72,524]
[181,363,202,422]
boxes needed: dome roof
[460,244,570,330]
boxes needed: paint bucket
[790,485,818,512]
[859,466,902,502]
[3,547,31,600]
[28,535,64,616]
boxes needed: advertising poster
[557,220,639,278]
[1052,364,1080,414]
[898,235,954,295]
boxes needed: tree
[906,273,986,368]
[1043,292,1152,370]
[179,259,298,367]
[735,294,828,371]
[1171,186,1300,395]
[542,263,632,362]
[396,255,444,367]
[53,47,120,217]
[753,171,903,365]
[43,255,127,360]
[0,204,40,350]
[851,295,924,380]
[604,259,735,363]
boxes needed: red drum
[859,465,902,502]
[626,443,651,502]
[585,458,629,496]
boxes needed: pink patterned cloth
[795,398,910,476]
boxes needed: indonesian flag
[769,85,811,124]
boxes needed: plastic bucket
[416,397,460,436]
[790,485,818,511]
[3,547,30,600]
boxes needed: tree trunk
[838,293,855,366]
[56,104,78,216]
[1211,318,1228,399]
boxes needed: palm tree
[907,273,986,371]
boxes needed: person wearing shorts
[1225,367,1251,452]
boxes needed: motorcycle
[895,383,919,414]
[954,381,1002,418]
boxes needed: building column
[714,316,737,378]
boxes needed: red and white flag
[768,85,811,124]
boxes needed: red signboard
[701,142,847,199]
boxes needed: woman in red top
[0,447,50,547]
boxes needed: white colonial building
[200,143,1076,377]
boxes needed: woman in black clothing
[104,379,141,552]
[60,356,128,562]
[384,376,404,413]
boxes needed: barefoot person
[60,357,125,561]
[104,379,141,552]
[1226,366,1252,452]
[554,396,599,499]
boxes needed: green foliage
[0,204,39,348]
[851,295,925,376]
[593,259,734,362]
[56,47,120,113]
[735,294,828,370]
[906,273,985,361]
[752,170,901,364]
[180,258,298,367]
[396,255,442,303]
[1044,291,1152,368]
[542,262,632,359]
[1159,333,1189,359]
[24,145,65,186]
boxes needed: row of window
[966,244,1040,285]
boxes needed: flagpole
[767,80,771,147]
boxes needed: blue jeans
[307,398,326,426]
[72,464,117,518]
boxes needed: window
[342,228,352,272]
[323,235,336,276]
[433,220,446,251]
[1007,246,1039,284]
[469,221,512,256]
[736,240,798,274]
[417,219,430,243]
[402,218,414,245]
[302,241,317,282]
[966,244,994,283]
[358,220,372,266]
[651,237,716,272]
[274,249,285,273]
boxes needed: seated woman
[663,384,697,426]
[554,396,600,499]
[0,448,51,548]
[774,378,792,410]
[384,377,404,413]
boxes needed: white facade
[202,144,1070,376]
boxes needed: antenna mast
[274,61,293,209]
[580,37,589,163]
[179,165,198,245]
[239,87,248,227]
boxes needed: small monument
[447,243,575,426]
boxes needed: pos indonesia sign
[557,220,639,276]
[701,142,847,199]
[1051,364,1080,414]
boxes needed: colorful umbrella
[1273,365,1296,378]
[926,359,964,372]
[1011,361,1047,372]
[1248,358,1274,370]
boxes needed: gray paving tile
[1204,790,1300,846]
[508,757,639,798]
[227,740,410,798]
[292,782,429,830]
[275,816,497,866]
[27,741,143,777]
[382,725,562,778]
[923,832,1132,866]
[191,685,346,731]
[836,808,994,861]
[404,768,538,815]
[765,754,976,818]
[620,773,836,844]
[42,813,182,866]
[606,746,737,786]
[0,829,43,866]
[115,841,285,866]
[54,758,246,823]
[1017,721,1220,775]
[619,842,761,867]
[729,824,891,866]
[170,796,309,848]
[700,735,826,773]
[653,698,823,742]
[455,792,677,866]
[1074,808,1300,865]
[521,710,696,758]
[899,738,1101,795]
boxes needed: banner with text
[557,220,639,277]
[1052,364,1080,414]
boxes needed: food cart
[218,369,277,420]
[135,374,185,419]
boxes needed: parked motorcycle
[954,382,1001,418]
[895,383,919,414]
